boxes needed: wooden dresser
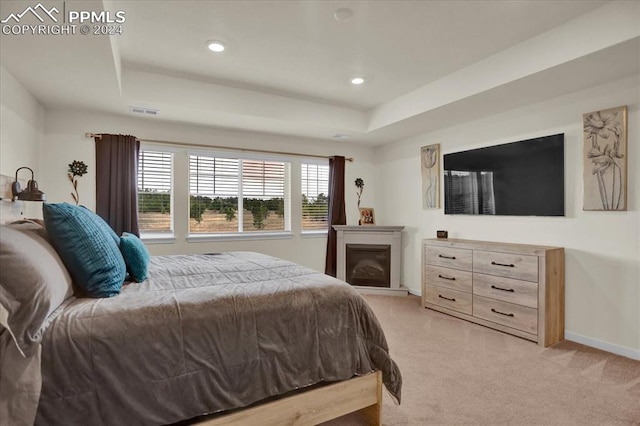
[422,238,564,346]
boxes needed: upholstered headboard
[0,174,26,224]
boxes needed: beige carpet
[325,294,640,425]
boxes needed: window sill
[301,230,328,238]
[187,231,293,243]
[140,234,176,244]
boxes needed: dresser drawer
[473,250,538,282]
[473,295,538,335]
[424,246,472,271]
[425,285,472,315]
[473,273,538,308]
[425,265,472,293]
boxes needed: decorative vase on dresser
[422,238,565,347]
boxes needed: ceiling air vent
[129,106,159,116]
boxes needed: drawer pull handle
[439,254,456,260]
[491,308,514,317]
[438,274,456,281]
[491,285,514,293]
[438,295,456,302]
[491,261,515,268]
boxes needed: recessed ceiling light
[206,40,225,53]
[332,133,353,139]
[350,77,365,85]
[334,8,354,22]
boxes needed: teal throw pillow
[79,205,120,245]
[119,232,150,282]
[43,203,126,298]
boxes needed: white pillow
[0,223,73,358]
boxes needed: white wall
[0,66,44,217]
[374,74,640,358]
[39,109,377,272]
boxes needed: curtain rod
[85,133,354,162]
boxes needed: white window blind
[189,154,287,233]
[301,162,329,231]
[243,160,285,197]
[138,149,173,233]
[190,156,239,197]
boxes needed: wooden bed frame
[196,371,382,426]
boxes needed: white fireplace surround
[333,225,406,296]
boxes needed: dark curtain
[324,156,346,277]
[95,134,140,236]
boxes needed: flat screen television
[443,133,564,216]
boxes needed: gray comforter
[35,252,402,425]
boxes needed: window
[301,162,329,231]
[138,149,173,234]
[189,153,289,234]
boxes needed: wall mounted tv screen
[443,133,564,216]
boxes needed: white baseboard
[354,286,408,296]
[402,289,638,360]
[565,331,640,360]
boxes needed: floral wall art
[583,106,627,211]
[421,144,440,209]
[68,160,88,205]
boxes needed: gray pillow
[0,223,73,358]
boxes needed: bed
[0,204,402,425]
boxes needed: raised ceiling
[1,0,638,145]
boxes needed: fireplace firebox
[346,244,391,287]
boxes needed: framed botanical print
[421,144,440,209]
[583,105,627,211]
